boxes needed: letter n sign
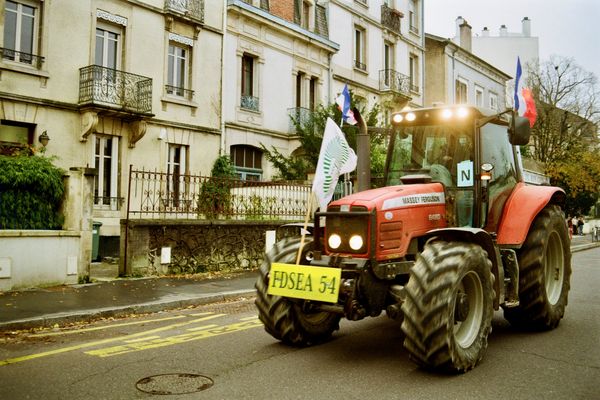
[457,160,474,187]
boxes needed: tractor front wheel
[401,241,494,373]
[255,237,341,346]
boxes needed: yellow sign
[267,263,341,303]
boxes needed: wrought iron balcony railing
[354,60,367,71]
[379,69,411,96]
[164,0,204,23]
[1,47,45,68]
[410,83,420,93]
[79,65,153,114]
[381,4,402,35]
[410,24,419,35]
[165,85,194,100]
[288,107,313,134]
[240,95,260,112]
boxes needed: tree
[262,89,386,182]
[525,56,600,215]
[525,55,599,165]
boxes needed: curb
[0,289,256,332]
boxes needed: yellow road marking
[188,312,216,317]
[85,320,263,357]
[0,314,225,367]
[28,315,188,337]
[239,316,260,321]
[186,324,221,332]
[124,336,161,343]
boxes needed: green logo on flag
[321,135,351,195]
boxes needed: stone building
[0,0,225,257]
[424,22,510,109]
[223,0,338,180]
[328,0,425,116]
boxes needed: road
[1,248,599,400]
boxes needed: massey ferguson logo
[382,192,445,210]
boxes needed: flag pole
[295,192,314,265]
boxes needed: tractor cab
[387,105,531,233]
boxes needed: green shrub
[0,155,65,229]
[198,155,237,218]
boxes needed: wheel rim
[453,271,484,348]
[545,231,564,305]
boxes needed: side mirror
[509,115,531,145]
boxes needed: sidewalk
[1,235,598,332]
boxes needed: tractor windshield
[386,125,474,188]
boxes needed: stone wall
[120,219,300,277]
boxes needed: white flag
[312,118,358,210]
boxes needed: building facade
[1,0,225,256]
[328,0,425,117]
[424,26,510,109]
[224,0,338,181]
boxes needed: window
[354,26,366,70]
[0,120,34,155]
[241,53,259,111]
[3,0,41,67]
[309,77,317,111]
[455,79,468,104]
[166,144,189,208]
[296,72,305,108]
[489,92,498,110]
[475,86,484,107]
[93,135,119,210]
[294,0,312,29]
[409,54,419,92]
[167,43,190,98]
[95,25,121,69]
[409,0,419,34]
[231,145,262,181]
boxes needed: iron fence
[79,65,153,114]
[0,47,45,68]
[379,69,411,96]
[127,167,312,220]
[381,4,402,35]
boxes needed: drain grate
[136,373,213,395]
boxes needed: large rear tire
[255,237,341,346]
[503,205,571,330]
[401,241,494,373]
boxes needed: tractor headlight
[328,234,342,249]
[349,235,364,250]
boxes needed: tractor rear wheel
[401,241,494,373]
[255,237,341,346]
[503,205,571,330]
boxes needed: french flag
[335,84,357,126]
[514,57,537,127]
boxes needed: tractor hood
[328,183,446,212]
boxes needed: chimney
[459,20,472,52]
[454,16,464,39]
[499,24,508,36]
[522,17,531,37]
[482,26,489,37]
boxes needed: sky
[424,0,600,80]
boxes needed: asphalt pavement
[1,234,597,332]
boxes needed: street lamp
[38,131,50,147]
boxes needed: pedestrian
[572,216,578,235]
[567,217,573,239]
[578,216,584,236]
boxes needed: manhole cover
[136,373,213,395]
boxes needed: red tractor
[255,106,571,373]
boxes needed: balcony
[240,95,260,112]
[379,69,411,97]
[1,48,45,69]
[165,85,194,101]
[381,4,402,35]
[288,107,313,134]
[164,0,204,24]
[78,65,153,115]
